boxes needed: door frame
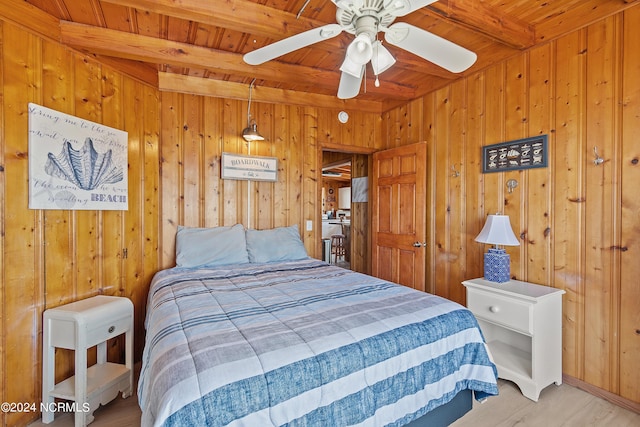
[318,142,376,274]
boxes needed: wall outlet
[306,220,313,231]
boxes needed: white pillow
[175,224,249,267]
[245,225,308,263]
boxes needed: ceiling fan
[243,0,477,99]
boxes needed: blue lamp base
[484,248,511,283]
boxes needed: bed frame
[406,389,473,427]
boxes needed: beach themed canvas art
[28,103,128,210]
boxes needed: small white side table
[42,295,133,426]
[462,278,565,402]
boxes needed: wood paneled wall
[157,93,382,270]
[1,4,639,427]
[0,19,161,426]
[0,14,382,426]
[382,6,640,407]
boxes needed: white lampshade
[475,214,520,246]
[371,41,396,75]
[346,34,373,65]
[340,56,365,78]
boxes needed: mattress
[138,258,498,426]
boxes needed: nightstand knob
[489,305,500,313]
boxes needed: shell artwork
[45,137,124,191]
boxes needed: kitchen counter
[322,222,342,239]
[321,221,351,263]
[322,221,349,239]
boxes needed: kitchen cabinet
[338,187,351,210]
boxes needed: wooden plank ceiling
[25,0,638,113]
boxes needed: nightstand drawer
[86,315,131,347]
[467,289,533,335]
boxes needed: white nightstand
[42,296,133,426]
[462,278,565,401]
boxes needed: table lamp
[475,214,520,283]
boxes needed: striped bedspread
[138,258,498,427]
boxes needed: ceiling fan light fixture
[371,41,396,75]
[346,34,373,65]
[340,55,365,78]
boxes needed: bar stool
[330,234,346,264]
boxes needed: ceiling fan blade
[384,22,477,73]
[384,0,439,17]
[244,24,343,65]
[337,70,364,99]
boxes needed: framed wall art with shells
[481,135,548,173]
[28,103,128,210]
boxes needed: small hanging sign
[482,135,548,173]
[221,152,278,182]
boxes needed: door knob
[413,242,426,247]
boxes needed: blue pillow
[175,224,249,267]
[245,225,308,263]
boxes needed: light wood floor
[452,380,640,427]
[29,379,640,427]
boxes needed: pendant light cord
[246,78,256,231]
[247,78,256,127]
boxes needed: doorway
[322,154,352,269]
[321,149,372,274]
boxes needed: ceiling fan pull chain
[373,33,384,88]
[364,66,367,93]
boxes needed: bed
[138,224,498,426]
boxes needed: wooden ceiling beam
[158,72,383,113]
[102,0,533,51]
[100,0,323,39]
[425,0,535,50]
[59,21,416,100]
[59,21,416,99]
[0,0,60,42]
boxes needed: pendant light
[241,79,264,142]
